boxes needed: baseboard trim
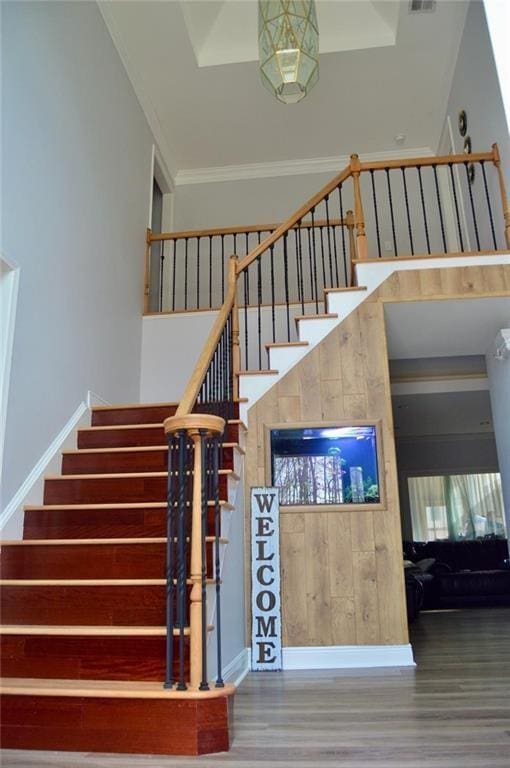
[282,644,415,670]
[0,401,90,533]
[222,647,251,687]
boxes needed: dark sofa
[403,538,510,615]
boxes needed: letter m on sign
[251,487,282,671]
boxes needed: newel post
[350,154,368,260]
[163,413,225,691]
[492,143,510,249]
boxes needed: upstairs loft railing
[155,144,509,694]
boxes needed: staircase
[0,402,243,755]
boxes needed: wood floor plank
[2,608,510,766]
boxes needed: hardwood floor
[2,607,510,767]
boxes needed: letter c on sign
[256,564,275,586]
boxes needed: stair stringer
[239,251,510,422]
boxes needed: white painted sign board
[251,487,282,671]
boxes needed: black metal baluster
[325,195,334,286]
[283,232,291,339]
[159,240,165,311]
[212,435,224,687]
[480,161,498,250]
[172,239,177,312]
[257,255,262,370]
[199,430,209,690]
[176,430,187,690]
[465,162,481,251]
[449,163,465,251]
[196,237,200,309]
[386,168,398,256]
[184,238,189,311]
[310,208,319,312]
[297,225,305,314]
[221,235,225,302]
[401,168,415,255]
[306,226,313,308]
[270,245,276,344]
[164,436,175,689]
[417,166,431,254]
[337,185,347,286]
[432,165,447,253]
[243,270,249,370]
[319,226,326,293]
[208,236,213,309]
[245,233,249,262]
[370,170,382,258]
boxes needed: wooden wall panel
[246,264,510,649]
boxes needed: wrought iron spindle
[199,430,209,691]
[310,208,319,311]
[172,239,177,312]
[164,436,176,689]
[448,163,465,251]
[337,185,347,286]
[159,240,165,311]
[243,270,249,370]
[319,226,326,290]
[283,232,291,339]
[370,170,382,258]
[296,225,305,314]
[432,165,447,253]
[480,161,498,250]
[401,168,415,255]
[325,195,334,286]
[176,430,187,690]
[417,166,431,254]
[208,236,213,309]
[465,162,481,251]
[196,237,200,309]
[257,255,262,370]
[270,245,276,344]
[212,434,224,687]
[184,238,189,311]
[386,168,398,256]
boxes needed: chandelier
[258,1,319,104]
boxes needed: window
[270,424,381,507]
[408,473,506,541]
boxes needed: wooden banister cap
[164,413,225,437]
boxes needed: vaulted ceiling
[99,0,469,181]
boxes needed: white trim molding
[282,644,415,670]
[222,648,251,688]
[174,147,434,186]
[0,395,102,537]
[0,253,20,485]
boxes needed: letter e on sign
[251,487,282,671]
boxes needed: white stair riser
[268,345,307,373]
[239,374,279,422]
[326,291,367,318]
[297,318,338,345]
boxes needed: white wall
[1,1,154,510]
[486,332,510,538]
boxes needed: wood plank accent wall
[245,264,510,648]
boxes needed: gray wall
[486,336,510,541]
[1,1,154,508]
[396,433,500,541]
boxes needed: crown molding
[174,147,434,186]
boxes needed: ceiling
[98,0,469,180]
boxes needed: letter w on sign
[251,487,282,671]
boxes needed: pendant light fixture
[258,1,319,104]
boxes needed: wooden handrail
[176,255,238,416]
[492,142,510,249]
[149,217,349,243]
[236,166,353,273]
[358,149,495,172]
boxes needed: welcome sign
[251,487,282,671]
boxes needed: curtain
[409,473,506,542]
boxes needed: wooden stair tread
[61,442,243,455]
[24,501,234,511]
[265,341,309,349]
[0,578,216,586]
[80,418,242,431]
[45,469,239,480]
[323,285,368,294]
[1,625,174,636]
[91,402,178,412]
[0,536,228,546]
[294,312,338,323]
[0,677,234,700]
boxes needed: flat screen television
[270,424,380,506]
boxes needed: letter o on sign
[256,590,276,612]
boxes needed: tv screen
[270,425,380,506]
